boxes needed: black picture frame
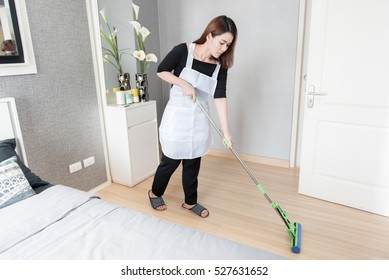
[0,0,25,64]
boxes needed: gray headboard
[0,97,28,165]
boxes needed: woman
[148,15,238,218]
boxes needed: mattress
[0,185,284,260]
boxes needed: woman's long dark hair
[193,15,238,69]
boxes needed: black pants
[151,153,202,205]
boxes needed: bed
[0,97,283,260]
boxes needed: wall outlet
[69,161,82,173]
[83,156,95,168]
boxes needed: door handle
[307,85,327,107]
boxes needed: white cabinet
[104,101,160,187]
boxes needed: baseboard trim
[89,180,111,194]
[207,149,290,168]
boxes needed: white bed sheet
[0,185,284,260]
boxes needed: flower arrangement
[99,7,123,73]
[129,3,158,75]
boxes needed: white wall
[96,0,301,162]
[157,0,300,161]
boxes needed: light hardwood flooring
[95,154,389,260]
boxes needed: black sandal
[148,190,166,211]
[182,203,209,218]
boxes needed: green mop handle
[196,99,301,253]
[196,98,294,229]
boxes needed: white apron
[159,43,221,159]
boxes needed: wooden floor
[95,154,389,260]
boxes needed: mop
[196,98,302,254]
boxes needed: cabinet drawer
[126,103,156,127]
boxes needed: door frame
[291,0,310,168]
[85,0,112,187]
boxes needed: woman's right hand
[157,71,197,102]
[181,81,197,102]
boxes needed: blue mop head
[291,222,302,253]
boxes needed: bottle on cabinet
[124,90,133,105]
[114,87,125,105]
[131,88,140,103]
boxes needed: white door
[299,0,389,217]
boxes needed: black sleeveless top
[157,43,228,98]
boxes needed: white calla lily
[133,50,146,61]
[99,8,107,24]
[132,3,140,21]
[140,27,150,42]
[146,53,158,63]
[111,27,117,39]
[128,4,158,75]
[129,21,141,35]
[99,7,123,73]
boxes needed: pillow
[0,138,52,193]
[0,156,36,209]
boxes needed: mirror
[0,0,36,76]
